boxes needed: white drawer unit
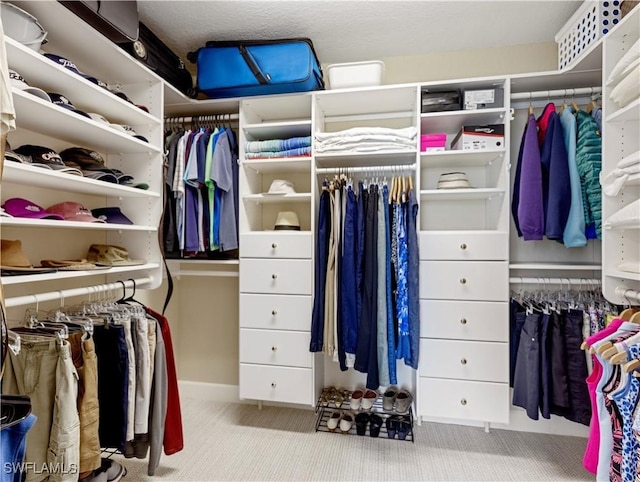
[240,293,312,331]
[420,299,509,342]
[418,377,510,424]
[240,329,313,368]
[240,363,313,405]
[419,231,508,261]
[418,339,508,383]
[240,259,313,295]
[240,232,313,259]
[420,261,508,301]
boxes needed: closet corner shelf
[509,263,602,271]
[420,188,505,201]
[605,270,640,282]
[242,193,312,204]
[243,120,312,139]
[420,107,507,132]
[0,218,157,232]
[314,150,417,168]
[165,259,239,278]
[2,163,160,198]
[0,263,161,286]
[605,98,640,123]
[420,149,506,167]
[241,158,312,173]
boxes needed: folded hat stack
[437,172,471,189]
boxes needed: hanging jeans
[405,188,420,369]
[310,188,331,352]
[355,182,366,345]
[340,185,358,367]
[376,188,390,386]
[0,413,37,482]
[383,186,397,385]
[512,311,541,420]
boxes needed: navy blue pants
[340,186,358,358]
[310,189,331,352]
[509,300,526,387]
[562,309,591,426]
[512,312,541,420]
[539,313,551,419]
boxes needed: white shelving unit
[2,1,164,300]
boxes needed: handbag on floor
[187,38,325,99]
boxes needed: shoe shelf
[314,392,415,442]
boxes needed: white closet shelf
[0,263,160,286]
[315,85,418,119]
[606,270,640,282]
[420,188,505,201]
[241,158,312,173]
[6,37,160,127]
[420,108,507,133]
[315,150,417,168]
[242,193,312,204]
[2,163,159,198]
[165,259,239,279]
[509,263,602,270]
[0,218,157,232]
[421,149,506,167]
[12,90,161,155]
[243,120,312,139]
[606,98,640,123]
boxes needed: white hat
[274,211,300,231]
[266,179,296,195]
[437,172,471,190]
[8,70,51,102]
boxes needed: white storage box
[326,61,384,89]
[556,0,622,70]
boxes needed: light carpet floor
[113,397,591,481]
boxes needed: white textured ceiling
[138,0,582,66]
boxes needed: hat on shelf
[43,53,107,88]
[86,244,145,266]
[47,93,91,119]
[436,172,472,190]
[274,211,300,231]
[13,145,83,175]
[0,239,56,274]
[46,202,106,223]
[266,179,296,195]
[110,124,149,143]
[8,70,51,102]
[91,207,133,225]
[40,259,106,271]
[58,147,119,183]
[2,198,64,220]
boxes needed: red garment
[146,307,184,456]
[536,102,556,146]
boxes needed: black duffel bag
[59,1,138,43]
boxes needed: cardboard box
[451,124,505,151]
[421,89,461,113]
[463,88,504,110]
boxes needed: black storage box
[59,1,138,43]
[421,89,462,113]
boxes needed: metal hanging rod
[509,277,601,285]
[511,86,602,101]
[616,286,640,303]
[316,163,416,175]
[4,277,152,308]
[164,113,239,125]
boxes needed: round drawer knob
[460,243,467,250]
[271,243,277,249]
[271,382,277,388]
[272,274,278,280]
[460,278,467,285]
[460,318,468,325]
[271,346,277,352]
[460,398,467,406]
[460,358,467,365]
[272,310,278,316]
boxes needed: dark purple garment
[540,112,571,240]
[517,114,544,241]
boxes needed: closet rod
[616,286,640,303]
[164,113,239,124]
[511,86,602,100]
[509,277,601,286]
[316,163,416,175]
[4,277,152,309]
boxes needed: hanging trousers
[340,185,359,366]
[310,189,331,352]
[512,311,542,420]
[509,300,526,387]
[563,309,591,426]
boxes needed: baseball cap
[86,244,145,266]
[86,112,111,126]
[114,124,149,143]
[4,141,29,164]
[46,202,106,223]
[91,207,133,225]
[13,145,83,175]
[43,54,108,90]
[48,93,91,119]
[8,70,51,102]
[2,198,64,220]
[59,147,109,171]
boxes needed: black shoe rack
[314,390,415,442]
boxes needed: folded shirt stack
[314,126,417,154]
[245,135,312,159]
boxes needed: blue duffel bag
[187,38,325,99]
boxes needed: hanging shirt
[212,129,239,251]
[536,102,556,146]
[183,130,204,253]
[204,129,220,250]
[576,110,603,239]
[172,132,189,250]
[517,114,545,241]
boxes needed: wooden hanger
[630,311,640,324]
[620,307,640,320]
[624,358,640,374]
[602,345,621,360]
[595,341,615,354]
[408,175,413,192]
[609,350,629,365]
[572,101,579,112]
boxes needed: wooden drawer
[240,329,312,368]
[240,259,312,295]
[419,339,508,383]
[418,377,509,423]
[420,300,508,342]
[419,231,507,261]
[240,232,312,259]
[240,363,313,405]
[240,293,312,331]
[420,261,508,301]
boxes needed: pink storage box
[420,133,447,151]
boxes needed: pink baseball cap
[2,198,64,220]
[46,202,105,223]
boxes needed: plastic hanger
[1,394,32,430]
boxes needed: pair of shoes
[80,459,126,482]
[327,410,355,433]
[395,389,413,414]
[320,387,348,408]
[382,387,413,414]
[354,412,383,437]
[383,386,398,411]
[386,415,412,440]
[437,171,472,189]
[350,388,377,410]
